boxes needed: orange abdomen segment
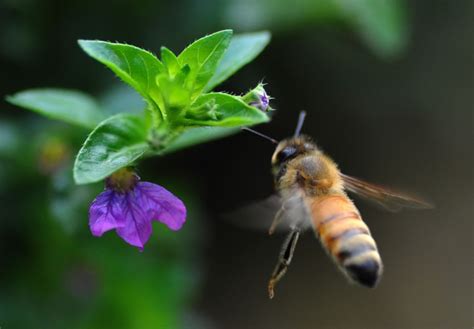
[310,194,383,287]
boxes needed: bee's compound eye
[277,146,297,163]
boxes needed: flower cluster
[89,168,186,250]
[8,30,274,252]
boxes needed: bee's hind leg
[268,227,301,299]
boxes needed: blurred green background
[1,0,472,328]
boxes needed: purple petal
[89,189,126,236]
[114,192,153,250]
[88,180,186,250]
[135,182,187,231]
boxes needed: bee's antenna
[294,111,307,137]
[241,127,278,144]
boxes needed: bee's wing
[222,190,312,234]
[341,173,433,212]
[221,194,286,233]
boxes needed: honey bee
[242,111,432,299]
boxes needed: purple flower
[242,83,271,112]
[89,168,186,250]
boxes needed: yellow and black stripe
[311,195,383,287]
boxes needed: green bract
[184,93,268,126]
[7,30,272,184]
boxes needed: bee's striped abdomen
[310,195,383,287]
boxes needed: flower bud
[242,83,271,112]
[185,99,220,121]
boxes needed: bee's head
[241,111,312,175]
[271,135,317,169]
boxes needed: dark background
[1,0,472,328]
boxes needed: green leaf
[161,126,239,155]
[183,92,269,127]
[205,31,271,91]
[73,114,150,184]
[78,40,164,100]
[337,0,408,58]
[6,88,105,128]
[178,30,233,98]
[221,0,407,58]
